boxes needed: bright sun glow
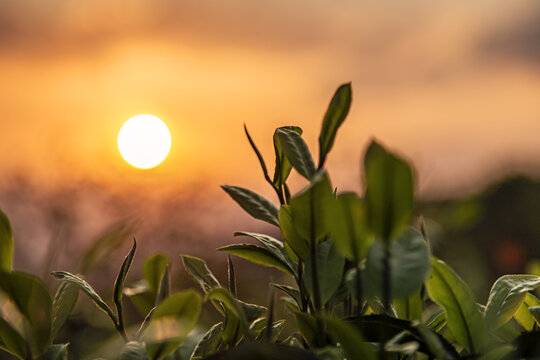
[118,114,172,169]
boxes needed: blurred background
[0,0,539,356]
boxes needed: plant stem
[274,185,285,205]
[309,198,322,313]
[115,321,129,343]
[265,286,276,341]
[114,300,129,343]
[355,258,363,317]
[297,260,308,312]
[379,239,391,360]
[309,194,325,347]
[309,235,322,312]
[284,183,291,204]
[382,241,391,314]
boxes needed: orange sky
[1,0,539,195]
[0,0,539,273]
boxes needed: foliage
[0,83,539,359]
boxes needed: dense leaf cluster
[0,84,539,359]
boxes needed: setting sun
[117,114,172,169]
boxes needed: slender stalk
[265,286,276,341]
[284,183,292,204]
[114,299,129,343]
[136,306,156,340]
[227,254,237,298]
[243,124,286,205]
[115,321,129,343]
[297,260,308,312]
[309,236,322,312]
[354,258,363,317]
[382,241,391,314]
[343,202,363,317]
[345,295,352,317]
[308,194,325,347]
[275,185,285,205]
[379,239,391,360]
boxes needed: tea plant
[0,84,539,359]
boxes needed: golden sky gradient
[0,0,539,273]
[1,0,539,195]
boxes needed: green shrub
[0,84,539,359]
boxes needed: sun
[117,114,172,169]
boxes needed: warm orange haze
[0,1,539,281]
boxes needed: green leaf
[364,141,414,241]
[425,259,488,354]
[273,126,303,187]
[363,228,430,299]
[124,281,154,316]
[124,254,170,316]
[289,172,336,244]
[142,290,202,359]
[256,320,286,343]
[221,185,279,226]
[239,300,266,323]
[278,206,308,261]
[275,128,317,180]
[477,345,514,360]
[412,323,458,360]
[0,314,27,359]
[143,254,170,295]
[119,341,149,360]
[51,271,118,327]
[322,316,375,360]
[212,295,265,347]
[514,293,540,331]
[314,346,345,360]
[529,306,540,324]
[191,322,223,360]
[425,308,446,332]
[114,239,137,334]
[484,274,540,330]
[0,209,14,272]
[0,272,52,356]
[424,308,446,332]
[318,83,351,168]
[249,317,267,335]
[218,244,293,276]
[394,288,423,321]
[273,284,302,309]
[181,255,220,294]
[349,314,458,359]
[51,281,79,339]
[364,297,398,317]
[221,308,240,347]
[205,288,249,335]
[293,311,319,348]
[331,193,372,261]
[39,343,69,360]
[304,238,345,304]
[233,232,297,277]
[155,265,170,306]
[202,342,319,360]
